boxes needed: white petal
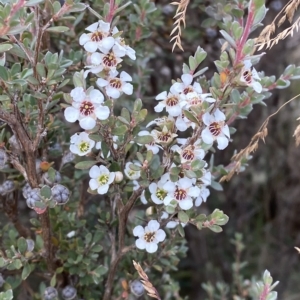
[148,220,160,231]
[120,71,132,82]
[222,125,230,137]
[84,41,98,53]
[167,105,182,117]
[133,225,144,237]
[214,109,226,121]
[176,118,188,131]
[98,20,111,32]
[86,22,99,32]
[122,83,133,95]
[79,117,96,130]
[181,73,193,86]
[136,238,146,250]
[166,221,178,228]
[189,186,200,197]
[99,37,115,54]
[64,107,79,123]
[253,81,262,93]
[151,195,163,205]
[97,184,109,194]
[179,199,193,210]
[155,91,167,100]
[195,197,202,207]
[95,106,110,120]
[155,229,166,242]
[202,112,214,125]
[90,52,102,65]
[70,144,79,155]
[106,86,120,99]
[216,136,229,150]
[146,242,158,253]
[89,165,100,178]
[96,78,109,87]
[90,89,104,103]
[154,102,165,113]
[89,179,99,190]
[201,128,214,144]
[79,33,90,46]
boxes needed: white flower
[137,130,161,154]
[201,108,230,150]
[240,60,262,93]
[149,173,170,204]
[69,132,95,156]
[96,70,133,99]
[112,27,136,60]
[124,162,141,180]
[151,126,177,145]
[89,165,115,195]
[64,87,110,130]
[133,220,166,253]
[155,91,186,117]
[163,177,200,210]
[175,143,205,164]
[79,21,115,54]
[175,111,195,132]
[171,74,203,97]
[185,91,215,108]
[195,186,210,207]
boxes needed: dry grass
[170,0,190,52]
[220,94,300,182]
[133,260,161,300]
[256,0,300,50]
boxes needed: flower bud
[40,161,54,172]
[114,171,123,183]
[62,152,75,165]
[0,273,4,288]
[43,287,58,300]
[0,180,15,195]
[22,183,32,199]
[26,239,35,252]
[0,149,8,169]
[130,280,144,297]
[26,188,42,209]
[51,184,70,205]
[62,285,77,300]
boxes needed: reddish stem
[234,0,255,65]
[259,284,269,300]
[106,0,117,23]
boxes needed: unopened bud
[43,170,62,186]
[62,285,77,300]
[51,184,70,205]
[0,149,8,169]
[26,239,35,252]
[114,171,123,183]
[130,280,144,297]
[0,180,15,195]
[43,287,58,300]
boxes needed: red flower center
[166,96,179,107]
[209,122,222,136]
[80,101,94,116]
[243,70,253,84]
[103,52,117,68]
[174,188,187,201]
[109,78,122,89]
[183,86,193,94]
[91,31,104,42]
[182,149,194,161]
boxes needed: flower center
[182,149,194,161]
[174,188,187,201]
[243,70,252,84]
[91,31,104,42]
[209,122,223,136]
[98,174,109,185]
[166,96,179,107]
[183,86,193,94]
[109,78,122,89]
[189,96,202,106]
[156,188,167,200]
[144,232,155,242]
[80,101,94,116]
[157,132,172,143]
[103,52,117,68]
[79,141,90,153]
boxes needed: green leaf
[112,125,128,136]
[0,66,8,81]
[75,161,97,170]
[177,223,185,237]
[47,167,56,183]
[13,259,22,270]
[183,110,199,125]
[208,225,223,233]
[134,135,153,144]
[68,3,87,13]
[191,159,206,171]
[195,47,207,65]
[46,26,69,33]
[50,273,56,287]
[117,116,130,125]
[178,211,189,223]
[0,290,13,300]
[0,44,13,53]
[219,30,236,48]
[91,245,103,252]
[17,237,28,255]
[21,263,32,280]
[121,107,130,122]
[210,180,223,191]
[133,98,143,112]
[40,185,52,199]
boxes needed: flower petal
[95,106,110,120]
[146,242,158,253]
[64,107,79,123]
[155,229,166,242]
[133,225,144,237]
